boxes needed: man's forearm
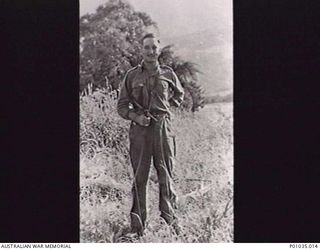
[170,89,184,107]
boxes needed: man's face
[142,37,161,63]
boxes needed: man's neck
[143,61,159,74]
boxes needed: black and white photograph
[80,0,233,243]
[3,0,320,245]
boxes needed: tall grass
[80,87,233,243]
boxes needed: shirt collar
[139,60,163,75]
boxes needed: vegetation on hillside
[79,0,233,243]
[80,88,233,242]
[204,92,233,104]
[80,0,205,111]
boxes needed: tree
[80,0,205,111]
[80,0,156,92]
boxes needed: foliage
[80,89,233,242]
[80,0,205,111]
[80,0,156,92]
[80,84,130,158]
[159,45,206,111]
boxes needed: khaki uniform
[117,62,184,234]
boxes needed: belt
[136,109,169,121]
[151,112,168,118]
[148,111,170,122]
[132,110,169,126]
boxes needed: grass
[80,87,233,243]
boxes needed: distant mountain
[163,26,232,49]
[162,29,233,96]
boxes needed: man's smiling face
[142,37,161,63]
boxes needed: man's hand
[135,115,151,127]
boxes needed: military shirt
[117,62,184,120]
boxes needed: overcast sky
[80,0,232,39]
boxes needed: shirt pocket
[155,78,171,99]
[131,83,143,101]
[158,77,175,97]
[158,79,169,91]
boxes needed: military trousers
[129,114,177,234]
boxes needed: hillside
[162,29,233,96]
[80,89,233,242]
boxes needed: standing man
[117,33,184,236]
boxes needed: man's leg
[129,123,153,235]
[153,117,177,225]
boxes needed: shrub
[80,84,130,158]
[80,88,233,242]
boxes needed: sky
[80,0,232,40]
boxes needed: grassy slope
[80,90,233,243]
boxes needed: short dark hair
[141,33,160,44]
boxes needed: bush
[80,84,130,158]
[80,88,233,242]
